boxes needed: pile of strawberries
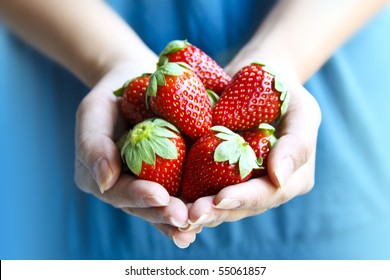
[114,40,289,202]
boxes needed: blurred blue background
[1,0,390,259]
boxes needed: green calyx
[211,126,261,179]
[207,89,219,109]
[252,61,290,118]
[157,40,191,67]
[257,123,275,134]
[121,118,180,176]
[257,123,278,148]
[254,123,278,165]
[146,62,192,97]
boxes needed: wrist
[89,49,158,88]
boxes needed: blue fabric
[1,0,390,259]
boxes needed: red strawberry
[146,62,212,139]
[181,126,260,202]
[213,62,289,131]
[113,74,155,126]
[158,40,231,95]
[240,123,277,178]
[121,118,186,196]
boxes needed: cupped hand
[74,63,200,248]
[185,76,322,229]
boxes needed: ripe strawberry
[121,118,186,196]
[146,62,212,139]
[113,74,155,126]
[158,40,231,95]
[213,62,289,131]
[240,123,277,178]
[181,126,260,202]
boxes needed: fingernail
[93,157,113,194]
[143,195,170,207]
[189,213,216,225]
[275,157,294,188]
[172,236,190,249]
[179,223,199,232]
[213,198,242,209]
[167,216,187,228]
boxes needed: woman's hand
[74,63,201,248]
[184,76,322,228]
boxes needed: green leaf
[153,137,178,159]
[139,139,156,165]
[155,70,166,86]
[152,118,179,133]
[238,145,260,179]
[207,89,219,109]
[160,62,186,76]
[274,76,286,93]
[122,144,133,166]
[121,134,132,161]
[147,137,177,160]
[123,144,143,176]
[257,156,264,167]
[215,133,238,142]
[280,88,288,101]
[113,86,125,97]
[176,62,194,71]
[269,134,278,149]
[228,145,243,165]
[251,61,267,67]
[211,126,235,135]
[128,145,143,175]
[280,90,290,116]
[113,79,131,97]
[214,141,239,162]
[146,75,158,97]
[258,123,275,134]
[157,55,169,68]
[160,39,190,56]
[151,126,178,139]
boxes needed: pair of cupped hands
[74,52,321,249]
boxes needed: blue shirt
[1,0,389,259]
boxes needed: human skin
[1,0,387,248]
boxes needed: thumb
[268,135,313,188]
[267,85,321,188]
[75,89,122,194]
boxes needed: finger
[213,157,316,211]
[153,223,201,249]
[188,196,229,225]
[75,88,122,194]
[268,86,321,188]
[75,163,171,208]
[122,196,188,227]
[189,163,316,225]
[187,195,258,228]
